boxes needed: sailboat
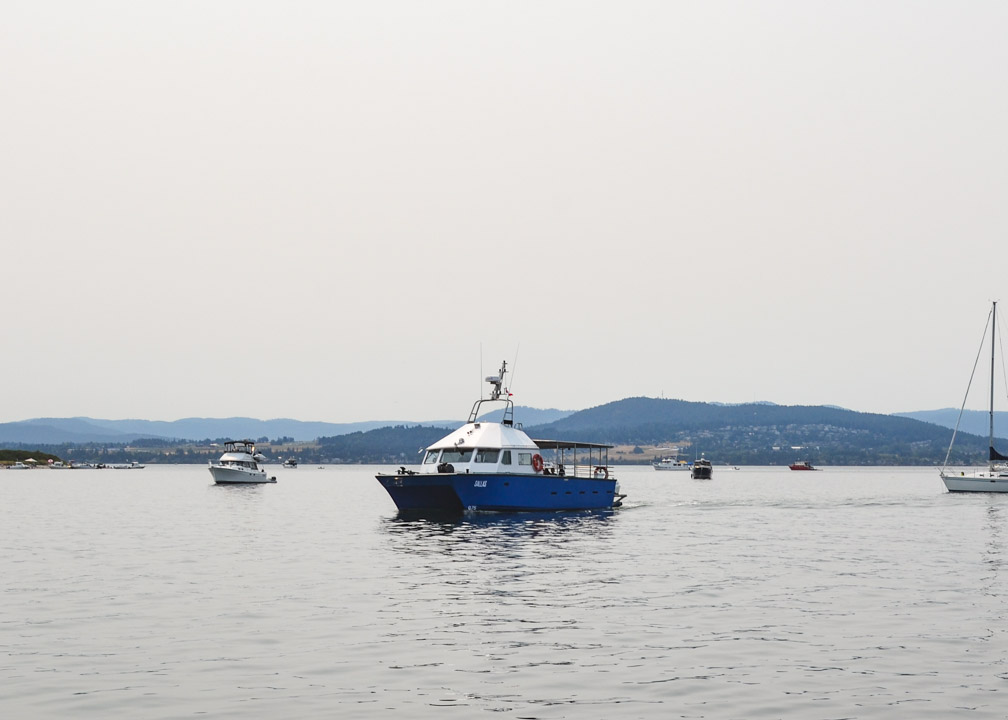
[940,301,1008,492]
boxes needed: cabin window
[440,449,473,464]
[423,450,440,464]
[518,452,532,466]
[501,451,512,465]
[475,449,499,463]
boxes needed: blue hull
[376,472,620,513]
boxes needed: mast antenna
[508,345,521,398]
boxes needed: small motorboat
[789,461,818,471]
[282,457,298,468]
[209,440,276,484]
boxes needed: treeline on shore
[2,398,998,467]
[0,449,64,465]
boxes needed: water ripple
[2,465,1007,718]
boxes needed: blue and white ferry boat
[376,361,625,513]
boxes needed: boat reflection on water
[381,508,619,552]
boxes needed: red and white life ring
[594,466,609,479]
[531,453,544,472]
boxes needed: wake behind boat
[376,361,625,513]
[940,302,1008,492]
[209,440,276,484]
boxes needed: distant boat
[375,360,625,513]
[940,302,1008,492]
[111,461,145,469]
[10,461,30,470]
[789,461,818,471]
[652,450,691,471]
[209,440,276,484]
[283,457,298,468]
[691,458,713,479]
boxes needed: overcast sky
[3,1,1008,424]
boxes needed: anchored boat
[376,361,625,513]
[691,458,713,479]
[209,440,276,484]
[652,450,691,471]
[940,302,1008,492]
[789,461,818,471]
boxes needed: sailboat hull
[940,471,1008,493]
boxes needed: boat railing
[468,397,515,425]
[546,463,613,480]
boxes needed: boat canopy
[532,439,613,450]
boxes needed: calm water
[2,464,1006,718]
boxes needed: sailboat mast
[990,301,997,455]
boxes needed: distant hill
[7,399,1002,465]
[895,408,1008,438]
[476,406,572,426]
[524,397,986,465]
[298,398,998,466]
[0,417,419,444]
[0,418,132,445]
[0,406,570,445]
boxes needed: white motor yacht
[209,440,276,484]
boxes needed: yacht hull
[376,472,620,513]
[209,466,276,484]
[941,472,1008,493]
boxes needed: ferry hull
[376,472,620,513]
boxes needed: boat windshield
[474,449,499,463]
[440,449,472,464]
[423,450,440,464]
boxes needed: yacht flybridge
[376,361,625,513]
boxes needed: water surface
[1,465,1005,718]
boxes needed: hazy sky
[3,1,1008,424]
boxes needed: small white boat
[652,451,691,471]
[10,461,30,470]
[111,461,145,469]
[209,440,276,485]
[282,457,298,468]
[940,302,1008,492]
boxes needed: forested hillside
[5,398,998,466]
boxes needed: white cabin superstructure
[409,361,614,479]
[419,421,541,475]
